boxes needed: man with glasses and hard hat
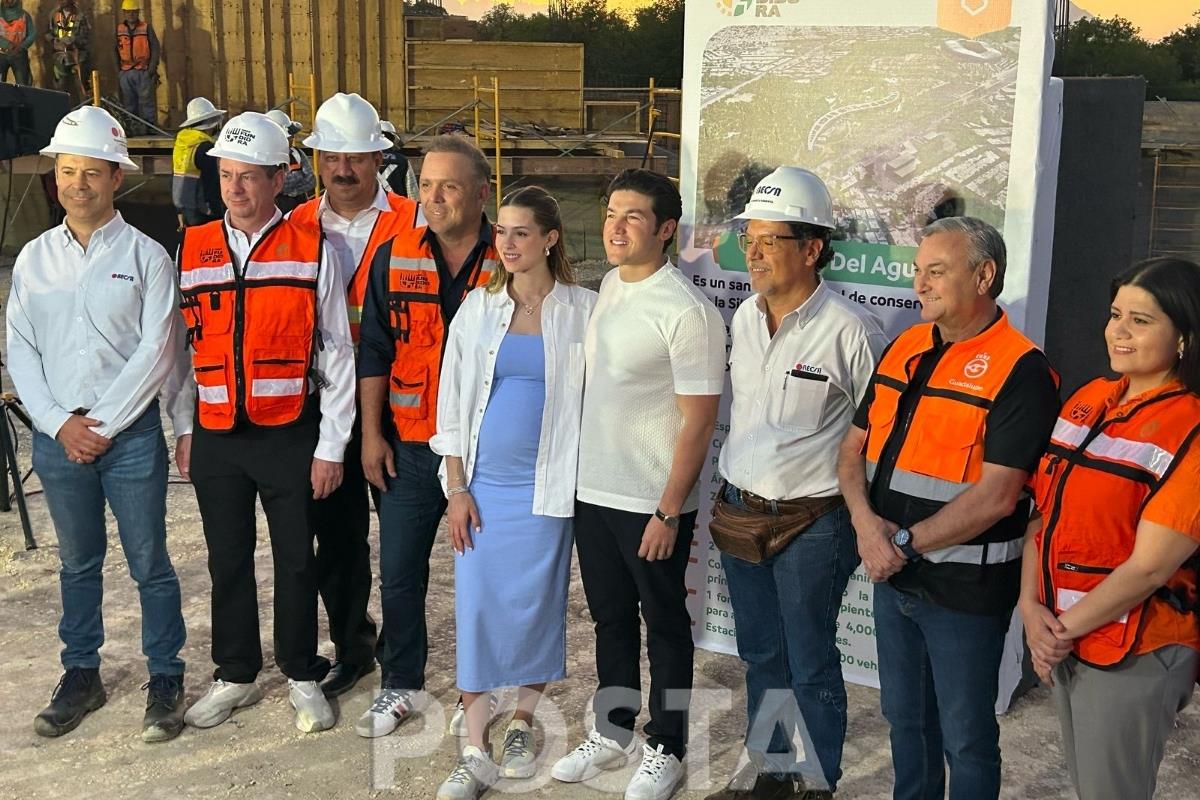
[6,106,191,742]
[705,168,886,800]
[177,111,356,734]
[288,92,421,699]
[172,96,225,227]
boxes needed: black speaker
[0,83,71,161]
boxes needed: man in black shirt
[837,217,1059,800]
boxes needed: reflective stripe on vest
[177,218,321,431]
[116,21,150,70]
[1037,378,1200,668]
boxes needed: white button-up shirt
[308,186,390,290]
[223,209,356,462]
[430,282,597,517]
[720,280,888,500]
[6,212,193,439]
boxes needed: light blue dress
[455,333,572,692]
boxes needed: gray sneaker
[355,688,422,738]
[437,745,499,800]
[448,693,498,736]
[500,719,537,778]
[183,680,263,729]
[289,679,336,732]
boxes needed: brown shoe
[705,761,795,800]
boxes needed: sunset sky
[444,1,1195,41]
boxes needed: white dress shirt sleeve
[848,328,890,406]
[87,251,185,438]
[313,241,356,462]
[429,297,470,460]
[5,262,73,439]
[160,341,196,438]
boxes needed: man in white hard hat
[6,105,192,742]
[288,92,420,700]
[172,96,226,227]
[265,108,314,213]
[177,111,356,734]
[705,168,887,800]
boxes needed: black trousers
[575,500,697,759]
[190,408,330,684]
[311,420,377,666]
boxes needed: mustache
[331,175,360,185]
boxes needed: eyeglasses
[736,232,807,253]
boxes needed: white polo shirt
[720,280,888,500]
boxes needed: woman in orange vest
[1020,256,1200,800]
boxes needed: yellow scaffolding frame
[473,75,503,218]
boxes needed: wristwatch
[654,508,680,529]
[891,528,922,561]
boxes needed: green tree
[1054,17,1180,97]
[1160,11,1200,83]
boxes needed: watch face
[894,529,910,546]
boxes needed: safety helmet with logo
[40,105,140,172]
[181,97,225,129]
[735,166,835,228]
[303,92,389,153]
[120,0,140,10]
[265,109,302,138]
[208,112,290,167]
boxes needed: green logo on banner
[712,233,916,290]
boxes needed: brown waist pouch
[709,484,845,564]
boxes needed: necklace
[511,286,551,316]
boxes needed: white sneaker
[624,744,683,800]
[436,745,499,800]
[500,719,537,778]
[183,680,263,729]
[448,693,499,736]
[355,688,421,738]
[551,728,640,783]
[289,679,336,733]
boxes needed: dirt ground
[2,262,1199,800]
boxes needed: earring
[544,246,551,257]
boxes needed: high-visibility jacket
[51,8,84,54]
[384,226,496,442]
[177,218,322,431]
[289,191,420,344]
[116,20,150,70]
[1035,378,1200,667]
[0,14,28,50]
[171,127,214,214]
[864,311,1055,608]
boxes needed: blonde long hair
[487,185,576,293]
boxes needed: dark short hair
[1111,257,1200,395]
[422,134,491,186]
[605,168,682,248]
[921,216,1007,299]
[785,221,835,272]
[262,164,283,178]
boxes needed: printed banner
[678,0,1057,698]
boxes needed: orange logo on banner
[937,0,1013,38]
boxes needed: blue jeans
[376,439,447,690]
[719,486,859,791]
[873,581,1009,800]
[31,404,185,677]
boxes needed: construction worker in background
[172,97,225,227]
[837,217,1060,800]
[0,0,36,85]
[378,120,413,198]
[288,92,421,700]
[46,0,90,104]
[355,134,498,739]
[115,0,160,134]
[178,112,356,734]
[266,108,314,213]
[6,106,191,743]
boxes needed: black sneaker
[142,674,185,743]
[33,667,107,737]
[705,762,795,800]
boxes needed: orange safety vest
[289,191,419,344]
[385,226,496,442]
[864,311,1054,570]
[1035,378,1200,668]
[116,20,150,70]
[177,218,322,432]
[0,14,28,49]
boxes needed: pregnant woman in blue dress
[430,186,597,799]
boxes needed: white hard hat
[303,92,389,153]
[265,108,301,137]
[735,166,836,228]
[181,97,225,129]
[208,112,290,167]
[380,120,396,135]
[40,106,139,172]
